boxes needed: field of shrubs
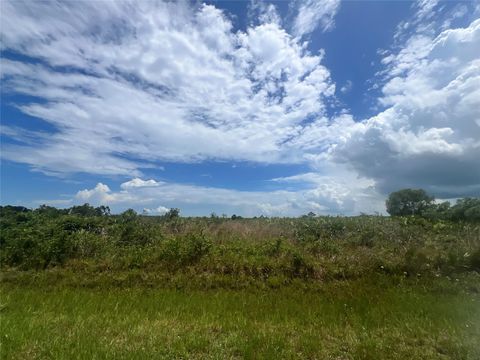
[1,204,479,287]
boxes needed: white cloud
[76,183,118,204]
[292,0,341,37]
[415,0,440,21]
[1,0,336,176]
[248,1,281,26]
[336,17,480,198]
[120,178,161,189]
[143,206,170,215]
[340,80,353,94]
[72,173,384,216]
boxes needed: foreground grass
[2,276,479,359]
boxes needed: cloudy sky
[1,0,479,216]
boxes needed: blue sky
[1,0,479,216]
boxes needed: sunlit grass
[2,277,479,359]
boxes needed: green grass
[2,277,479,359]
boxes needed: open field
[1,210,480,359]
[2,276,480,360]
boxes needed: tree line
[386,188,480,221]
[1,188,479,221]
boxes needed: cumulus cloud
[71,173,384,216]
[336,17,480,198]
[1,0,336,176]
[76,183,117,203]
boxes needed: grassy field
[2,275,480,360]
[1,212,480,358]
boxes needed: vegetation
[386,188,434,216]
[1,202,480,279]
[2,276,479,359]
[1,194,480,359]
[387,189,480,221]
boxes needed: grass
[2,276,480,359]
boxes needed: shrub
[402,248,430,276]
[160,232,212,266]
[469,248,480,271]
[71,231,106,258]
[287,250,315,278]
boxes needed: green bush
[469,248,480,271]
[159,232,212,266]
[71,231,106,258]
[1,205,479,282]
[403,248,430,276]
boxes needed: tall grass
[1,215,479,286]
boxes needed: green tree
[164,208,180,220]
[450,198,480,221]
[68,204,98,217]
[386,189,434,216]
[120,208,137,222]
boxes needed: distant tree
[465,205,480,221]
[68,203,99,217]
[95,205,111,216]
[164,208,180,220]
[1,205,31,214]
[422,201,451,220]
[449,198,480,221]
[386,189,434,216]
[301,211,317,219]
[231,214,243,220]
[120,208,137,222]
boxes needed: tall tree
[386,189,434,216]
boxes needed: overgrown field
[1,209,480,358]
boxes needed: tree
[386,189,434,216]
[164,208,180,220]
[449,198,480,221]
[422,201,450,220]
[95,205,111,216]
[36,205,65,217]
[68,203,98,217]
[120,208,137,222]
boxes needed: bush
[402,248,430,276]
[469,248,480,271]
[119,223,152,246]
[294,217,346,243]
[160,232,212,266]
[287,250,315,278]
[71,231,106,258]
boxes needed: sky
[1,0,479,216]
